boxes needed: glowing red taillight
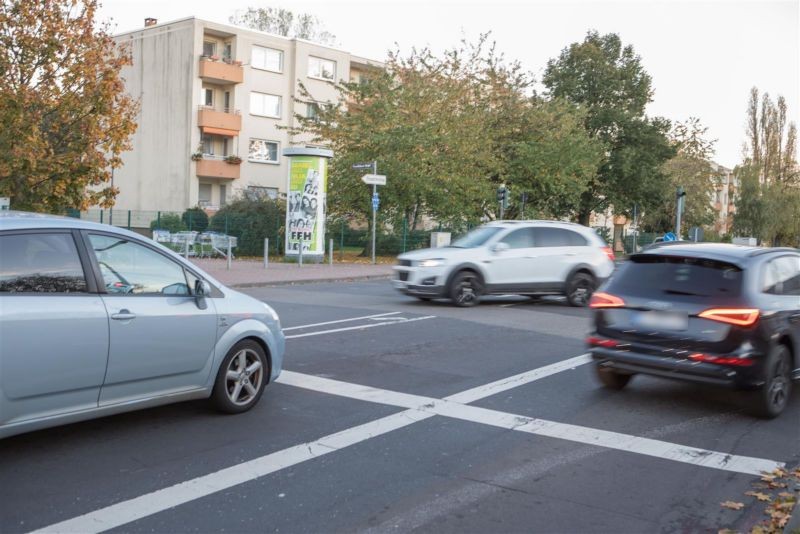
[586,336,620,348]
[688,353,754,366]
[697,308,760,327]
[589,292,625,309]
[601,246,615,262]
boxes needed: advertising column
[282,147,334,262]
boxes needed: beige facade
[112,17,381,214]
[710,163,737,235]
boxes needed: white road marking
[31,410,435,534]
[34,355,785,533]
[282,311,402,331]
[284,316,436,339]
[278,370,784,476]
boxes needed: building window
[198,184,212,205]
[249,92,281,118]
[223,42,232,62]
[201,135,214,156]
[247,186,278,200]
[202,88,213,107]
[306,102,320,121]
[248,138,279,163]
[203,41,216,57]
[219,184,227,206]
[251,46,283,73]
[308,56,335,80]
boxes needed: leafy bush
[149,213,185,233]
[182,207,209,232]
[209,197,285,256]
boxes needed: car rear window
[608,255,743,298]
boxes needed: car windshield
[450,226,503,248]
[609,255,743,298]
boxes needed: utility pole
[371,160,377,265]
[675,186,686,238]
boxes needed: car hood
[397,247,482,262]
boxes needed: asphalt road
[1,280,798,533]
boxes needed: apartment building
[112,17,381,213]
[710,163,737,234]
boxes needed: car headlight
[263,302,280,322]
[419,258,445,268]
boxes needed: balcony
[195,156,240,180]
[198,106,241,135]
[199,57,243,84]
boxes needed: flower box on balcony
[224,155,243,165]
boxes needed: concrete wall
[114,19,195,212]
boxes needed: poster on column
[285,155,327,258]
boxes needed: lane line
[284,316,436,339]
[31,410,435,534]
[34,355,783,533]
[278,370,784,476]
[282,311,402,331]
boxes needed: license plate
[634,311,688,331]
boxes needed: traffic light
[496,186,507,203]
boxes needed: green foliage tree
[150,213,185,233]
[734,87,799,245]
[209,197,285,256]
[0,0,139,213]
[229,7,336,46]
[641,118,717,233]
[542,31,675,224]
[182,207,209,233]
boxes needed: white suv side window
[533,227,586,247]
[499,228,535,249]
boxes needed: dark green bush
[149,213,185,233]
[182,207,209,232]
[209,198,285,256]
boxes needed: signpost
[357,162,384,264]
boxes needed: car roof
[0,210,159,243]
[485,220,589,230]
[634,242,799,266]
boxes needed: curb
[785,485,800,534]
[229,274,393,289]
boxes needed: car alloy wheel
[450,271,482,307]
[767,347,790,412]
[567,272,595,307]
[225,348,264,406]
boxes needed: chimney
[144,17,157,27]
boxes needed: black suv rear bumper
[589,347,765,389]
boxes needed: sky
[97,0,799,169]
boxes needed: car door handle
[111,309,136,321]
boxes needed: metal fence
[67,208,473,259]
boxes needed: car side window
[0,233,88,293]
[88,234,190,296]
[500,228,535,249]
[763,256,800,296]
[532,227,574,247]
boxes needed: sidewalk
[191,258,395,288]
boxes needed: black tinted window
[763,255,800,296]
[533,227,585,247]
[500,228,535,249]
[0,233,88,293]
[608,255,743,298]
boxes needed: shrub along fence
[67,204,473,259]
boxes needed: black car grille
[398,259,412,267]
[398,271,409,281]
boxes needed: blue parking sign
[372,193,379,211]
[663,232,677,242]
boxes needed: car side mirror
[195,279,211,297]
[492,242,509,254]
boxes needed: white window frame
[249,92,282,119]
[308,56,336,81]
[251,45,284,73]
[248,138,280,164]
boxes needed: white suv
[393,221,616,307]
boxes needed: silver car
[0,211,285,439]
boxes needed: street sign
[352,163,373,170]
[663,232,677,242]
[689,226,704,242]
[0,197,9,211]
[361,174,387,186]
[372,193,380,211]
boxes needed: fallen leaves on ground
[721,501,745,510]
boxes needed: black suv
[587,243,800,418]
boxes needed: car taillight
[688,353,754,366]
[586,336,619,348]
[589,292,625,308]
[697,308,760,326]
[601,246,615,262]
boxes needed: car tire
[211,340,269,414]
[449,270,482,307]
[748,344,792,419]
[415,296,433,302]
[595,364,632,390]
[566,272,595,307]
